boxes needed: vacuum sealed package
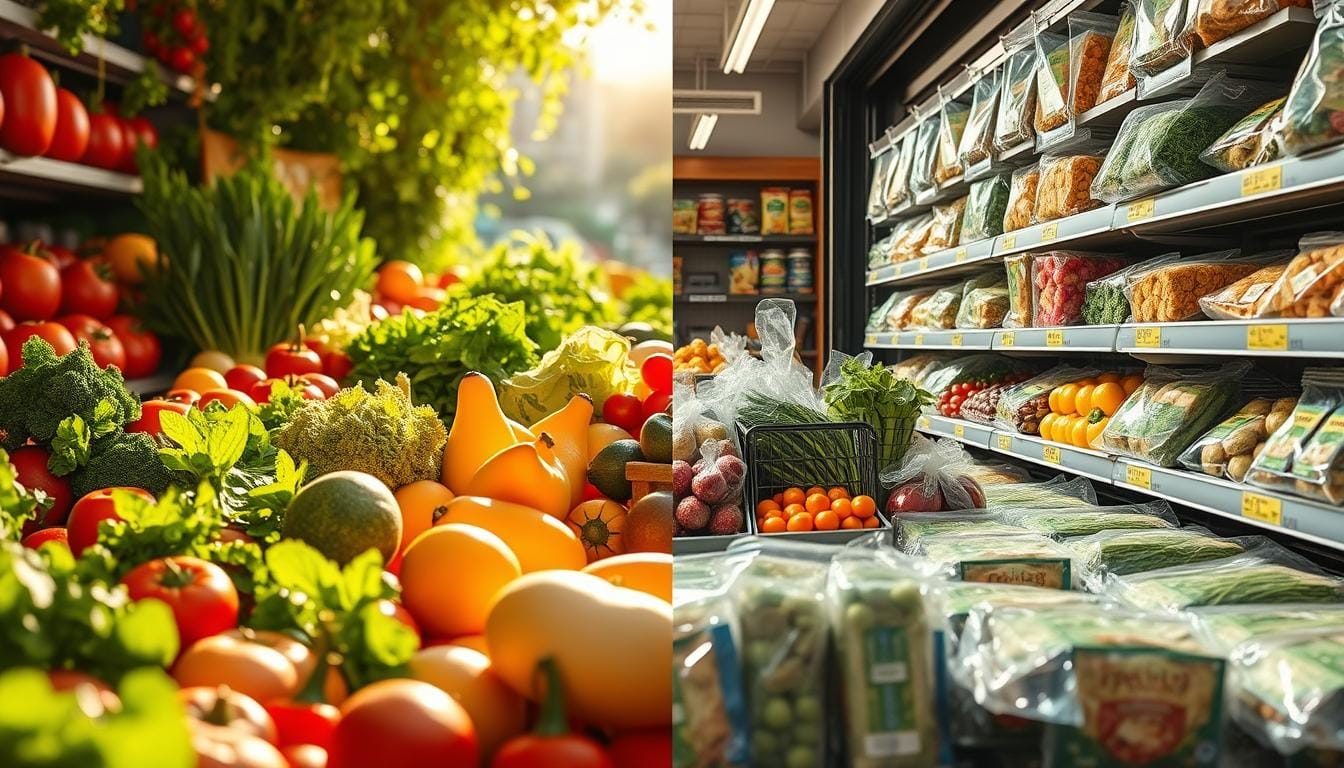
[891,214,936,263]
[1002,164,1039,232]
[923,196,968,254]
[1260,232,1344,319]
[867,147,894,220]
[913,531,1080,589]
[1124,249,1266,323]
[1196,256,1294,319]
[1097,361,1248,466]
[894,510,1028,553]
[933,100,970,186]
[959,70,1001,170]
[826,550,939,768]
[1200,96,1288,173]
[1288,396,1344,504]
[995,364,1100,435]
[955,282,1009,329]
[1228,626,1344,754]
[1033,150,1105,222]
[908,117,941,201]
[1195,0,1311,48]
[1031,251,1126,327]
[884,131,918,212]
[1132,0,1199,77]
[994,25,1039,151]
[1281,0,1344,156]
[1081,253,1178,324]
[983,475,1098,507]
[1179,396,1298,481]
[1107,551,1344,611]
[916,282,968,330]
[1248,368,1344,493]
[996,499,1178,539]
[1097,1,1138,103]
[884,289,935,331]
[1069,527,1246,588]
[960,173,1010,242]
[1194,603,1344,652]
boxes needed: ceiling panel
[673,0,840,72]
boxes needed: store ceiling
[673,0,841,74]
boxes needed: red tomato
[22,526,69,550]
[121,115,159,173]
[328,679,478,768]
[225,365,267,393]
[104,315,160,378]
[123,556,239,649]
[59,314,125,370]
[491,658,612,768]
[180,686,276,743]
[601,393,644,435]
[299,373,340,399]
[10,445,72,526]
[197,388,257,411]
[191,34,210,55]
[46,88,89,162]
[43,244,77,269]
[639,353,673,395]
[59,258,120,319]
[67,487,154,555]
[265,340,322,378]
[641,390,671,421]
[266,700,340,750]
[607,730,671,768]
[162,388,201,405]
[5,321,76,367]
[128,399,192,437]
[0,53,56,156]
[0,308,14,333]
[173,9,199,37]
[169,46,196,72]
[0,336,7,376]
[0,243,61,321]
[436,272,460,289]
[83,112,126,170]
[581,482,607,502]
[249,379,278,404]
[322,351,352,381]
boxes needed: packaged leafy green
[1200,96,1287,173]
[1193,603,1344,653]
[960,173,1010,242]
[1108,552,1344,612]
[867,147,894,220]
[994,25,1038,151]
[1097,361,1249,466]
[827,550,938,768]
[1068,526,1246,586]
[909,117,941,202]
[1281,1,1344,156]
[982,475,1098,507]
[884,130,918,212]
[933,100,971,186]
[913,532,1078,589]
[997,499,1178,539]
[1248,368,1344,492]
[1228,627,1344,754]
[1132,0,1198,77]
[959,71,1001,170]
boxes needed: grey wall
[799,0,885,130]
[674,71,820,157]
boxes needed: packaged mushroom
[1259,233,1344,319]
[1179,397,1298,482]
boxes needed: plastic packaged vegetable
[923,196,967,254]
[1195,0,1310,47]
[1033,151,1104,222]
[997,499,1178,539]
[1107,552,1344,611]
[1097,361,1248,466]
[891,215,936,263]
[1124,249,1264,322]
[1288,399,1344,504]
[1064,12,1118,119]
[983,475,1098,506]
[1260,233,1344,319]
[867,148,894,220]
[883,290,934,331]
[959,71,1001,170]
[1229,627,1344,754]
[908,117,941,202]
[1001,164,1039,232]
[879,437,987,513]
[1197,258,1293,319]
[894,510,1027,553]
[954,283,1009,329]
[1098,2,1138,103]
[913,532,1079,588]
[1248,368,1344,493]
[1281,1,1344,156]
[1200,96,1288,173]
[933,100,970,186]
[884,130,918,212]
[1132,0,1198,77]
[1069,526,1245,586]
[1179,397,1295,481]
[826,550,939,768]
[1031,252,1126,327]
[996,365,1099,435]
[1002,252,1034,327]
[1194,603,1344,653]
[959,174,1010,242]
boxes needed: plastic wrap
[1195,0,1310,47]
[1248,369,1344,493]
[882,290,934,331]
[1193,603,1344,652]
[920,354,1030,402]
[891,215,936,263]
[1067,13,1119,118]
[1260,232,1344,319]
[1178,397,1294,481]
[983,475,1098,506]
[826,550,939,768]
[960,174,1010,242]
[1229,627,1344,754]
[1031,252,1126,327]
[866,293,899,332]
[954,283,1009,329]
[923,197,968,254]
[964,461,1033,486]
[1132,0,1198,77]
[1124,249,1265,322]
[1033,31,1071,133]
[997,499,1178,539]
[1200,96,1287,173]
[1001,164,1039,233]
[909,287,959,330]
[867,149,894,220]
[1281,1,1344,156]
[890,353,951,385]
[960,71,1001,169]
[1097,361,1248,466]
[894,510,1027,552]
[1069,526,1245,588]
[995,364,1099,435]
[1002,252,1033,328]
[933,100,970,186]
[879,438,986,512]
[914,532,1079,588]
[908,117,941,201]
[1197,258,1293,319]
[994,26,1038,151]
[1033,151,1104,222]
[884,131,918,212]
[1107,552,1344,611]
[1287,397,1344,505]
[1098,2,1138,103]
[1080,253,1175,325]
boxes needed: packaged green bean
[1107,551,1344,612]
[1066,526,1247,587]
[1229,627,1344,754]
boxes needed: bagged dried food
[867,148,895,220]
[1031,251,1126,327]
[933,100,970,186]
[960,174,1010,242]
[908,117,941,201]
[1107,552,1344,611]
[1132,0,1198,77]
[997,499,1179,539]
[1001,164,1039,233]
[1200,96,1287,173]
[1281,0,1344,156]
[893,215,936,263]
[1229,627,1344,754]
[1034,13,1118,143]
[1081,254,1177,324]
[1197,257,1293,319]
[923,196,968,254]
[884,130,918,212]
[1066,12,1118,119]
[1033,151,1104,222]
[1069,527,1246,586]
[1260,232,1344,319]
[867,293,899,332]
[960,71,1001,170]
[1124,249,1265,322]
[1002,252,1034,327]
[955,284,1009,329]
[826,550,939,768]
[1179,396,1295,481]
[1195,0,1310,47]
[994,26,1039,151]
[1098,2,1139,104]
[1248,369,1344,493]
[1098,361,1248,466]
[983,475,1099,506]
[996,365,1100,435]
[885,290,934,331]
[1033,31,1071,134]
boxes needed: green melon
[281,470,402,565]
[587,439,645,502]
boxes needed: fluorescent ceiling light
[689,113,718,150]
[721,0,776,74]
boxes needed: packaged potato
[1248,369,1344,493]
[1282,2,1344,156]
[1033,151,1104,222]
[960,174,1010,242]
[1098,2,1138,104]
[933,100,970,185]
[1260,233,1344,319]
[908,117,941,201]
[1178,397,1291,482]
[1197,257,1292,319]
[1199,96,1287,173]
[959,71,1001,169]
[994,25,1038,151]
[1098,361,1249,467]
[923,196,968,254]
[1132,0,1198,77]
[1195,0,1310,47]
[1001,164,1039,232]
[1124,249,1264,323]
[885,290,934,331]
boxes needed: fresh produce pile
[673,337,727,374]
[1036,369,1140,449]
[753,485,880,534]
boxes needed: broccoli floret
[69,432,173,499]
[0,338,140,450]
[273,373,446,489]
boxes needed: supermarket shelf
[865,236,996,287]
[673,234,816,245]
[676,293,817,304]
[0,150,142,196]
[863,328,996,350]
[1115,319,1344,358]
[994,205,1118,256]
[1077,90,1140,129]
[994,432,1117,484]
[917,413,995,449]
[994,325,1118,353]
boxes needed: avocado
[639,413,672,463]
[587,439,645,502]
[281,470,402,565]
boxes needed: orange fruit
[763,507,784,520]
[781,488,805,507]
[804,493,830,514]
[173,367,227,393]
[862,516,880,529]
[1048,387,1062,413]
[1121,374,1144,395]
[376,260,425,305]
[852,495,877,519]
[804,486,826,499]
[760,516,787,533]
[772,492,785,506]
[1096,372,1121,384]
[785,512,813,532]
[393,480,456,559]
[783,503,806,520]
[814,510,840,530]
[831,498,853,519]
[841,516,863,530]
[400,524,520,638]
[827,487,850,501]
[756,499,780,516]
[104,233,158,285]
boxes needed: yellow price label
[1241,492,1283,526]
[1134,326,1162,348]
[1127,199,1155,222]
[895,263,903,276]
[955,248,968,263]
[1000,331,1015,347]
[918,257,929,272]
[1125,465,1152,489]
[1041,223,1058,242]
[918,416,931,431]
[1247,324,1288,351]
[997,434,1013,450]
[1042,445,1062,464]
[953,423,966,438]
[1003,233,1017,250]
[914,334,925,346]
[1241,166,1282,197]
[865,334,877,346]
[1045,329,1064,347]
[951,333,963,347]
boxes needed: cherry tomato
[0,52,56,156]
[266,699,340,750]
[169,46,196,73]
[265,340,322,378]
[104,315,161,378]
[22,526,69,551]
[639,353,673,395]
[67,487,155,555]
[601,393,644,435]
[162,388,201,405]
[0,243,61,321]
[118,115,158,174]
[46,87,89,162]
[128,399,192,437]
[198,388,257,411]
[641,390,671,422]
[142,30,161,55]
[4,321,76,367]
[299,373,340,399]
[190,34,210,55]
[224,365,267,393]
[10,445,72,527]
[83,112,126,170]
[172,9,199,39]
[123,556,240,648]
[0,308,14,333]
[59,314,125,370]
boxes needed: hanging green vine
[33,0,123,55]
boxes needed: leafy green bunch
[822,356,933,470]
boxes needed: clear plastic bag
[879,437,986,512]
[919,353,1030,402]
[1288,398,1344,504]
[908,117,941,201]
[1197,257,1293,319]
[1260,232,1344,319]
[1193,603,1344,652]
[960,174,1010,242]
[1281,0,1344,156]
[1068,526,1246,587]
[884,290,934,331]
[892,215,936,264]
[867,293,899,331]
[1002,252,1034,328]
[1033,30,1071,134]
[1195,0,1309,47]
[894,510,1027,553]
[1098,2,1139,104]
[955,283,1009,329]
[1030,252,1126,327]
[1248,368,1344,493]
[923,196,967,254]
[913,532,1079,588]
[1001,164,1039,233]
[1200,96,1288,173]
[1124,249,1267,322]
[889,352,952,385]
[995,364,1100,435]
[1229,626,1344,754]
[1107,551,1344,611]
[959,71,1001,170]
[1098,361,1249,466]
[994,25,1038,151]
[996,499,1178,539]
[934,100,970,186]
[1081,254,1177,325]
[867,148,894,220]
[826,550,939,768]
[1132,0,1199,77]
[1178,397,1291,481]
[884,130,918,212]
[1033,151,1104,222]
[982,475,1099,507]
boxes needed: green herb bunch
[822,356,932,470]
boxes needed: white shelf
[994,325,1117,353]
[0,149,142,196]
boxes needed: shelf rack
[0,149,143,197]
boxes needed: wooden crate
[625,461,672,501]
